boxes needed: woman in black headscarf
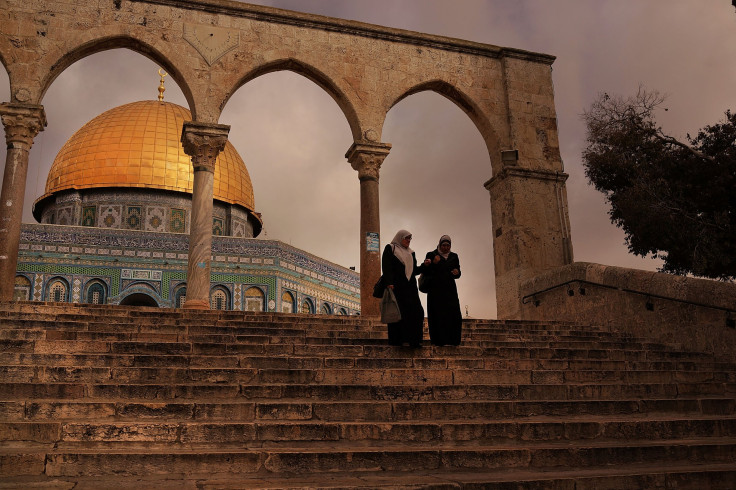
[381,229,430,347]
[423,235,462,346]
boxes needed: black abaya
[381,244,425,346]
[423,250,462,346]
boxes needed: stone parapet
[520,262,736,362]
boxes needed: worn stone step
[2,364,732,385]
[3,398,734,422]
[2,440,735,478]
[4,416,736,446]
[2,463,735,489]
[3,381,733,403]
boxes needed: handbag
[380,288,402,323]
[418,273,431,293]
[373,276,386,298]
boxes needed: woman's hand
[433,255,441,264]
[423,259,431,266]
[451,268,459,276]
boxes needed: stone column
[346,141,391,317]
[484,151,573,319]
[180,121,230,310]
[0,103,46,302]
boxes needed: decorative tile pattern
[125,206,142,230]
[81,206,96,227]
[233,283,242,310]
[171,208,186,233]
[99,206,122,228]
[145,206,167,232]
[57,206,73,226]
[72,277,82,302]
[212,217,224,236]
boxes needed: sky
[1,0,735,319]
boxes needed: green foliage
[582,88,736,280]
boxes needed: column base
[182,299,210,310]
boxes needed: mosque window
[13,276,32,302]
[174,286,187,308]
[337,308,348,316]
[212,217,224,236]
[47,279,68,303]
[85,281,107,305]
[245,287,264,312]
[210,287,229,310]
[301,298,314,314]
[281,291,294,313]
[321,303,332,315]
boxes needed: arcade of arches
[0,0,573,318]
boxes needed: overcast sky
[1,1,735,318]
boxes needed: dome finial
[157,68,167,101]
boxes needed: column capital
[345,141,392,182]
[181,121,230,172]
[0,103,47,147]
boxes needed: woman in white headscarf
[422,235,462,346]
[381,229,430,347]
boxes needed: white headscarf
[390,229,414,280]
[437,235,452,259]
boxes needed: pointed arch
[224,58,362,141]
[40,36,195,116]
[387,80,502,174]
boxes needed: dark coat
[382,244,426,346]
[423,250,462,346]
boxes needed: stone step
[0,339,716,363]
[4,381,733,402]
[4,416,736,445]
[2,364,733,385]
[3,398,735,422]
[1,463,735,489]
[1,352,733,376]
[2,440,735,478]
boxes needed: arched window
[174,285,187,308]
[85,281,107,305]
[337,308,348,316]
[210,287,229,310]
[14,276,32,302]
[301,298,314,314]
[281,291,294,313]
[321,303,332,315]
[47,278,68,303]
[244,287,264,312]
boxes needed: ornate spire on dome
[157,68,167,101]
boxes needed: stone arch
[39,36,195,115]
[387,80,502,175]
[244,286,265,312]
[224,58,363,141]
[13,275,32,302]
[281,291,295,313]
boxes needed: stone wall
[520,262,736,362]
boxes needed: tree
[581,87,736,280]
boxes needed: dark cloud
[1,1,734,318]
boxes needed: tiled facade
[15,223,360,315]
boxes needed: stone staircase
[1,302,735,489]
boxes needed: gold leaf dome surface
[38,101,255,211]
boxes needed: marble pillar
[0,103,46,302]
[180,121,230,309]
[346,141,391,317]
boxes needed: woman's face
[440,241,451,254]
[401,235,412,248]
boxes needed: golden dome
[36,101,255,211]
